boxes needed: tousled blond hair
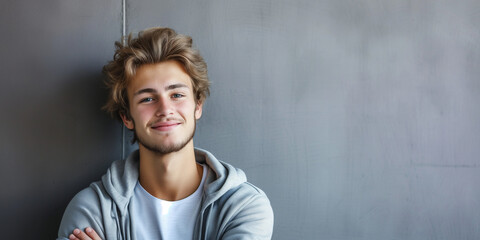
[102,27,210,120]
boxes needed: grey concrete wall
[0,0,122,239]
[1,0,479,239]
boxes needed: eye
[139,97,154,103]
[172,93,184,99]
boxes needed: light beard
[136,120,196,155]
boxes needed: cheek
[176,101,197,117]
[131,106,154,122]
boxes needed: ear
[120,113,135,130]
[195,101,203,120]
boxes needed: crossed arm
[58,187,108,240]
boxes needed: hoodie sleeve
[221,184,274,240]
[57,187,106,240]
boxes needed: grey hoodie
[57,148,274,240]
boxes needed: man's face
[121,61,203,154]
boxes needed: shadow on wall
[0,67,122,239]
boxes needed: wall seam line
[121,0,126,159]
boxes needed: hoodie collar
[101,148,247,215]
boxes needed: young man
[57,27,274,240]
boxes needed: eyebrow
[133,84,190,96]
[133,88,156,96]
[165,83,189,91]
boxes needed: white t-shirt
[131,164,207,240]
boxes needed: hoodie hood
[194,148,247,207]
[101,150,139,215]
[100,148,247,215]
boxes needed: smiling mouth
[151,122,181,131]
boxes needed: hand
[69,227,102,240]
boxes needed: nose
[155,96,173,117]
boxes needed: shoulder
[214,182,274,239]
[223,182,273,216]
[219,181,268,201]
[57,182,108,239]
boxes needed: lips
[150,121,181,131]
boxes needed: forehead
[128,61,193,92]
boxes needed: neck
[137,140,203,201]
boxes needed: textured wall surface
[1,0,480,239]
[0,0,122,239]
